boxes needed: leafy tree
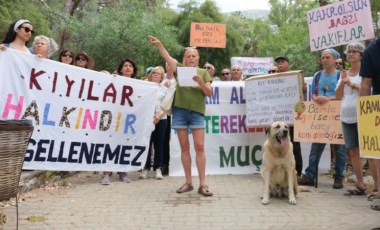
[264,0,321,77]
[51,0,182,75]
[225,13,273,57]
[3,0,379,79]
[0,0,53,41]
[369,0,380,37]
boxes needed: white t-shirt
[155,75,176,120]
[155,84,169,120]
[336,73,361,123]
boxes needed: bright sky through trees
[168,0,270,12]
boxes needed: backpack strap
[314,71,322,96]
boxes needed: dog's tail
[298,186,311,193]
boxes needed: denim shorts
[341,122,359,150]
[172,107,205,129]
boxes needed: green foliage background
[1,0,379,78]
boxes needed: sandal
[176,183,194,194]
[371,196,380,211]
[344,185,366,196]
[198,184,213,196]
[367,190,379,201]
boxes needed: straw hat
[75,51,95,69]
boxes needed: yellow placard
[293,100,344,144]
[357,95,380,159]
[189,22,226,48]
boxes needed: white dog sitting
[261,121,298,205]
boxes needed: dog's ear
[265,126,270,136]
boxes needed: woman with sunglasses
[100,58,138,185]
[58,49,75,65]
[32,35,59,59]
[1,19,34,53]
[74,51,94,69]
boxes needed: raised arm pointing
[148,35,177,69]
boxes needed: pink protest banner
[293,101,344,144]
[307,0,374,51]
[190,22,226,48]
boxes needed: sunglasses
[204,66,212,70]
[76,56,87,61]
[335,62,343,65]
[62,54,73,58]
[221,72,230,76]
[20,27,34,35]
[268,70,278,74]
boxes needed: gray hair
[344,42,365,54]
[32,35,59,58]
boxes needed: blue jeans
[144,119,167,170]
[172,107,205,129]
[304,143,347,179]
[341,122,359,150]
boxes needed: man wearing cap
[274,56,290,73]
[274,55,303,177]
[298,48,347,189]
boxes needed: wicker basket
[0,120,33,201]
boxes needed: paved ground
[1,171,379,230]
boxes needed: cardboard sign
[245,71,304,127]
[357,95,380,159]
[294,101,344,144]
[307,0,374,51]
[190,22,226,48]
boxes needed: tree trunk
[319,0,329,7]
[146,0,157,7]
[63,0,86,16]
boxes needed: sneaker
[333,177,343,189]
[100,175,110,185]
[119,172,131,183]
[155,169,163,180]
[139,169,149,179]
[297,175,315,186]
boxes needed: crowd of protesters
[1,19,380,207]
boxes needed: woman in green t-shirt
[148,35,213,196]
